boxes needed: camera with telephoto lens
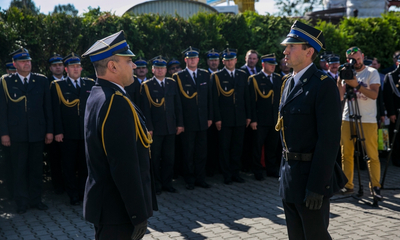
[339,58,356,80]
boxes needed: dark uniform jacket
[249,72,282,126]
[50,77,94,140]
[277,64,345,203]
[84,78,156,226]
[173,68,212,131]
[383,66,400,117]
[211,68,251,127]
[141,77,183,135]
[125,76,141,107]
[240,64,262,76]
[0,73,53,142]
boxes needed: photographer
[337,47,382,200]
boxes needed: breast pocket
[9,87,24,99]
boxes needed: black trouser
[206,123,219,175]
[173,134,183,177]
[282,199,331,240]
[45,141,64,191]
[181,130,207,185]
[94,223,135,240]
[11,141,44,207]
[60,139,87,200]
[0,144,13,198]
[252,125,280,176]
[218,125,245,180]
[241,125,253,171]
[152,134,175,190]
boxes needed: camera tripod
[344,86,379,207]
[380,108,400,191]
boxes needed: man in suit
[277,21,345,239]
[0,48,53,214]
[46,53,65,195]
[141,56,183,194]
[249,53,282,180]
[50,53,95,205]
[211,48,251,184]
[125,57,147,106]
[82,31,156,240]
[240,49,261,76]
[173,47,212,190]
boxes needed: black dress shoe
[224,179,232,185]
[195,182,211,188]
[70,197,80,206]
[186,184,195,190]
[232,176,245,183]
[31,202,48,210]
[162,186,177,193]
[17,205,27,214]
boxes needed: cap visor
[280,37,307,46]
[115,49,135,57]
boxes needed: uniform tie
[161,81,164,89]
[251,69,256,75]
[24,77,28,90]
[231,72,234,79]
[75,80,80,94]
[193,72,197,84]
[288,78,295,92]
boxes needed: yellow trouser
[341,121,381,189]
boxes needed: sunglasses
[346,47,359,55]
[169,66,180,70]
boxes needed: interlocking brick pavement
[1,155,400,239]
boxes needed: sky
[0,0,282,15]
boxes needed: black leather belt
[283,151,313,161]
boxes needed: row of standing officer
[126,48,284,194]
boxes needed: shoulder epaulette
[52,79,63,84]
[32,73,47,78]
[142,79,151,85]
[166,77,175,82]
[172,72,178,77]
[274,72,281,77]
[236,69,246,74]
[1,74,9,79]
[82,77,95,82]
[198,68,209,73]
[282,74,291,81]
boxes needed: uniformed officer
[249,53,282,180]
[141,56,183,194]
[277,21,346,239]
[82,31,156,240]
[50,53,95,205]
[206,49,220,73]
[205,49,221,176]
[6,61,16,74]
[383,55,400,167]
[125,57,147,106]
[0,48,53,214]
[46,53,65,195]
[48,53,64,82]
[173,47,212,190]
[167,58,182,77]
[211,48,251,184]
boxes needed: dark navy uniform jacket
[278,64,344,203]
[211,68,251,127]
[240,64,262,76]
[383,66,400,117]
[0,73,53,142]
[50,77,95,140]
[84,78,156,226]
[173,68,212,131]
[140,77,183,135]
[249,72,282,126]
[125,76,141,107]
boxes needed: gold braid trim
[1,75,27,111]
[275,76,290,151]
[54,82,80,113]
[142,82,165,108]
[101,91,153,156]
[214,73,234,97]
[176,74,198,103]
[252,76,274,103]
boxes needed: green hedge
[0,7,400,77]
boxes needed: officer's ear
[107,60,117,73]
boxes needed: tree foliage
[274,0,323,16]
[52,4,78,17]
[9,0,39,15]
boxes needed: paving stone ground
[1,153,400,240]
